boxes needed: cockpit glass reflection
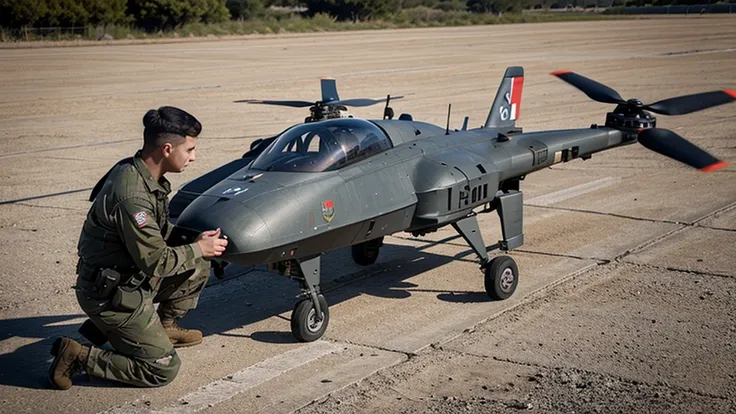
[250,119,392,172]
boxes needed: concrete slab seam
[525,204,686,226]
[100,340,345,414]
[613,200,736,261]
[289,351,411,414]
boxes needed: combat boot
[161,319,203,348]
[49,337,89,390]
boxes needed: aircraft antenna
[445,103,452,135]
[383,94,394,120]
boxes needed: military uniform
[75,151,209,387]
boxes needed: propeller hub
[627,98,643,106]
[606,107,656,131]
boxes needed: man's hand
[195,228,228,258]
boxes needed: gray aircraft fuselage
[164,66,731,342]
[174,118,625,266]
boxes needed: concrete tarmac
[0,16,735,413]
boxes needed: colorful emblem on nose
[321,200,335,223]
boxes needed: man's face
[163,135,197,173]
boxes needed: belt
[76,259,140,283]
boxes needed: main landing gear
[451,201,522,300]
[484,255,518,300]
[351,236,383,266]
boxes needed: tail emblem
[501,77,524,121]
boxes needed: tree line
[1,0,731,30]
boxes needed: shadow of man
[0,314,89,389]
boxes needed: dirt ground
[0,16,735,414]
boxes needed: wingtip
[701,160,729,172]
[551,70,572,76]
[724,90,736,99]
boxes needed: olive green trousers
[76,262,209,387]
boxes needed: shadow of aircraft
[0,237,501,389]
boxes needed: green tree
[467,0,495,11]
[0,0,49,27]
[401,0,440,7]
[435,0,465,10]
[83,0,128,25]
[467,0,524,12]
[306,0,400,21]
[40,0,90,26]
[201,0,230,22]
[128,0,228,30]
[226,0,264,19]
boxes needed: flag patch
[133,211,148,228]
[321,200,335,223]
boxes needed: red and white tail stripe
[509,76,524,121]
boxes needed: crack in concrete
[619,261,735,280]
[15,202,86,211]
[526,204,688,226]
[327,338,417,359]
[695,223,736,233]
[511,248,610,264]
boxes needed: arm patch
[132,211,148,228]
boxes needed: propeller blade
[644,90,736,115]
[321,78,340,103]
[637,128,728,172]
[551,70,626,105]
[234,99,314,108]
[336,96,404,107]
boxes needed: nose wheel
[291,294,329,342]
[286,254,330,342]
[484,255,518,300]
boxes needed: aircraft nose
[174,195,270,254]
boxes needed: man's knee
[143,351,181,387]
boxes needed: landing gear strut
[452,212,520,300]
[288,254,330,342]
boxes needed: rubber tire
[484,256,518,300]
[351,238,382,266]
[290,295,329,342]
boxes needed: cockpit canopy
[250,118,392,173]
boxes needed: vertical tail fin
[484,67,524,130]
[320,78,339,103]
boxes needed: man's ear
[162,142,173,157]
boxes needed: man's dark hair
[143,106,202,149]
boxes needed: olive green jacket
[78,152,203,277]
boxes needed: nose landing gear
[282,254,331,342]
[291,294,329,342]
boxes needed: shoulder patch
[133,211,148,228]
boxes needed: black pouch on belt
[95,268,121,298]
[111,272,144,311]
